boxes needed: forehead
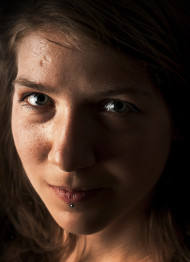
[15,30,155,97]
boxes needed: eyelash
[18,92,139,114]
[101,99,139,114]
[18,92,54,109]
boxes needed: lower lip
[49,186,104,204]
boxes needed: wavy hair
[0,0,190,261]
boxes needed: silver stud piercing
[70,203,75,208]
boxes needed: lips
[49,185,104,204]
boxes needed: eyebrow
[96,86,152,98]
[13,78,58,94]
[13,77,152,98]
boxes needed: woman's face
[12,31,173,235]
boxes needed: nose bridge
[57,108,86,152]
[48,106,96,171]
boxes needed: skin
[11,31,174,261]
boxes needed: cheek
[11,108,50,167]
[100,129,173,211]
[100,117,173,185]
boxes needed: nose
[48,108,96,172]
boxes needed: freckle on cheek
[14,129,48,162]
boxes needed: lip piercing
[70,203,75,208]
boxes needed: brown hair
[0,0,190,261]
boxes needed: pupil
[37,94,45,101]
[115,101,124,111]
[37,94,46,102]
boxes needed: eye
[20,93,53,107]
[104,99,138,113]
[28,93,51,106]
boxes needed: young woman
[0,0,189,261]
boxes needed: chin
[52,208,115,235]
